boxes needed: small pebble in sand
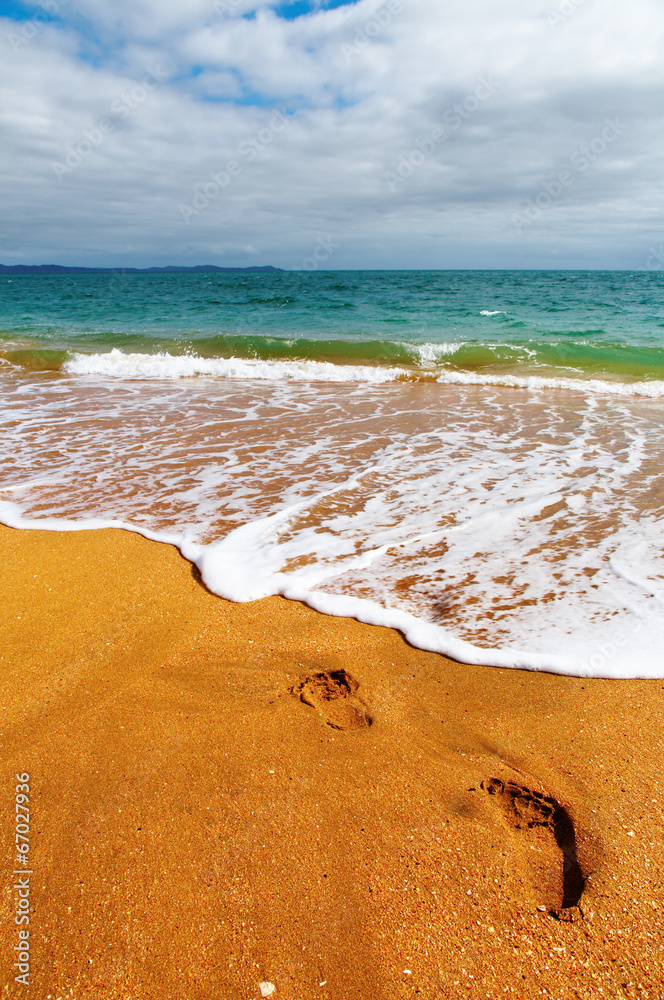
[260,983,275,997]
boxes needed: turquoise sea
[1,270,663,676]
[1,270,664,386]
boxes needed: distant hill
[0,264,282,274]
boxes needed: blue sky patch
[0,1,34,20]
[272,0,357,21]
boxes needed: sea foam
[61,348,664,397]
[2,370,662,680]
[63,349,407,383]
[1,497,662,679]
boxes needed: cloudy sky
[1,0,663,268]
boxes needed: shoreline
[1,505,654,680]
[1,523,663,998]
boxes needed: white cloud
[1,0,663,267]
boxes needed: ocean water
[1,270,663,677]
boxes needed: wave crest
[61,348,664,397]
[63,348,410,383]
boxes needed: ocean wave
[434,368,664,398]
[4,333,664,380]
[405,342,463,363]
[63,348,410,383]
[60,348,664,397]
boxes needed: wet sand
[1,523,663,999]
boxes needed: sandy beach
[1,523,663,999]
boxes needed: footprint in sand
[293,669,372,731]
[481,777,585,920]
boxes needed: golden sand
[1,523,663,999]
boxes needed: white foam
[2,495,661,679]
[0,499,185,547]
[2,374,663,679]
[63,348,407,383]
[184,462,664,678]
[192,522,576,673]
[434,367,664,398]
[480,310,506,316]
[406,342,463,363]
[60,348,664,398]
